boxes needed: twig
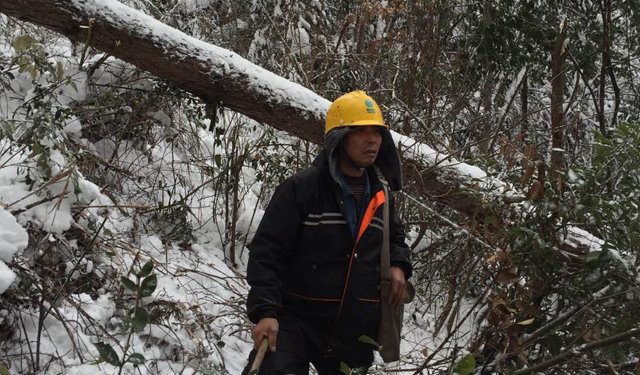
[79,18,95,66]
[74,204,149,210]
[412,287,490,375]
[488,68,528,151]
[399,191,495,251]
[512,327,640,375]
[7,167,73,208]
[10,190,70,215]
[18,313,36,372]
[522,284,612,344]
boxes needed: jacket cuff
[391,261,412,280]
[250,308,278,324]
[260,309,278,321]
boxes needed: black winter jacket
[246,150,412,365]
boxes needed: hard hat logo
[325,91,387,135]
[365,99,376,113]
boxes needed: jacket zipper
[326,190,385,355]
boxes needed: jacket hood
[314,126,403,191]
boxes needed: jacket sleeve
[246,177,303,323]
[389,193,412,279]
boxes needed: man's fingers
[268,327,278,352]
[388,280,406,308]
[252,329,266,349]
[252,318,278,350]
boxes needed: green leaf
[0,363,9,375]
[18,56,30,70]
[93,342,120,366]
[484,215,498,227]
[27,142,42,158]
[454,354,475,375]
[585,251,603,263]
[138,260,154,278]
[127,353,146,366]
[56,61,64,82]
[214,154,222,167]
[120,276,138,292]
[28,65,38,80]
[13,35,33,52]
[131,307,149,333]
[339,362,352,375]
[357,335,381,350]
[139,274,157,297]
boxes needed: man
[243,91,412,374]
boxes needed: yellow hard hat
[325,91,387,135]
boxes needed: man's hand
[388,266,406,309]
[252,317,278,352]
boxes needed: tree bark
[0,0,495,221]
[478,68,495,153]
[602,0,620,129]
[521,71,529,137]
[550,19,568,176]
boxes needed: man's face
[342,126,383,168]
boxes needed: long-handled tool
[248,339,270,375]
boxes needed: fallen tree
[0,0,497,221]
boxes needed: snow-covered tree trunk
[0,0,498,221]
[0,0,329,143]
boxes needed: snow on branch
[1,0,330,142]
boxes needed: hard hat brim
[325,120,387,135]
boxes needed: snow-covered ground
[0,15,459,374]
[2,3,636,374]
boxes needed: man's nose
[366,132,381,144]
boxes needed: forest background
[0,0,639,374]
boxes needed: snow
[292,25,311,55]
[392,132,505,192]
[565,226,628,267]
[0,206,29,293]
[64,116,84,134]
[0,261,17,295]
[66,293,116,325]
[153,110,172,127]
[0,14,258,369]
[2,0,636,373]
[0,207,29,262]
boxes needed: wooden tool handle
[248,339,269,375]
